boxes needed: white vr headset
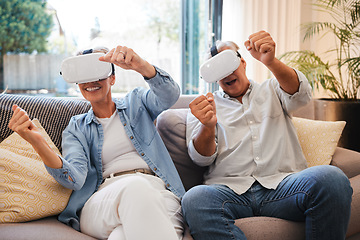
[60,53,113,84]
[199,49,241,83]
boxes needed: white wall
[221,0,334,98]
[222,0,302,84]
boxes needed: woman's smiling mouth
[85,86,101,92]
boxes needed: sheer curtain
[221,0,304,84]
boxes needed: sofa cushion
[0,94,91,152]
[183,216,306,240]
[292,117,345,167]
[235,217,305,240]
[156,109,207,190]
[0,119,72,223]
[0,217,97,240]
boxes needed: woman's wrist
[140,62,156,79]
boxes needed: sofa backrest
[156,108,207,190]
[0,94,91,152]
[0,93,317,190]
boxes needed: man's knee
[182,185,210,210]
[182,185,224,215]
[306,165,352,201]
[309,165,349,185]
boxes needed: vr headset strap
[210,46,218,57]
[82,49,93,55]
[211,45,242,59]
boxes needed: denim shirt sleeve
[274,68,312,114]
[45,118,89,191]
[140,66,180,120]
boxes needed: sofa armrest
[331,147,360,179]
[347,175,360,237]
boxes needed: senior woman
[8,46,185,240]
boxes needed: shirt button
[130,136,134,139]
[141,153,145,156]
[166,183,170,188]
[252,136,257,140]
[255,157,260,161]
[124,123,126,126]
[249,120,253,124]
[153,167,157,171]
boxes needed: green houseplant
[280,0,360,152]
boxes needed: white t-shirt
[97,111,150,178]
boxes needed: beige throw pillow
[292,117,346,167]
[0,119,72,223]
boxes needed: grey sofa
[0,94,359,240]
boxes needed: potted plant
[280,0,360,152]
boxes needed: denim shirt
[45,67,185,231]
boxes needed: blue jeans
[181,165,353,240]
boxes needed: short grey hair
[76,46,110,56]
[206,40,240,60]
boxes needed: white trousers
[80,173,184,240]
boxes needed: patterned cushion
[0,94,91,152]
[292,117,346,167]
[0,119,72,222]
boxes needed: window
[181,0,223,94]
[2,0,223,96]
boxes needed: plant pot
[314,99,360,152]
